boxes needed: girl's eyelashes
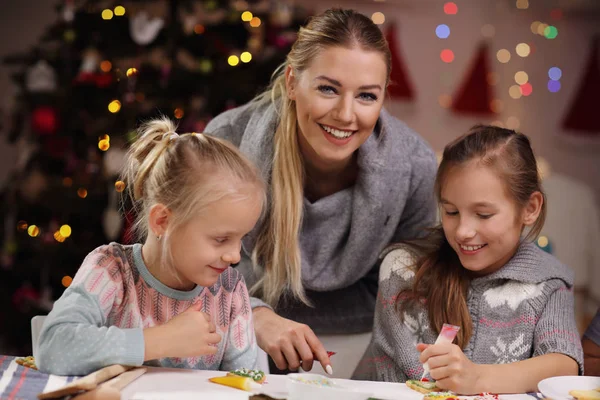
[477,214,494,219]
[444,210,459,216]
[214,237,228,244]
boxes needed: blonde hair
[251,9,392,307]
[121,116,266,280]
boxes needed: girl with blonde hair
[206,8,437,376]
[37,117,266,375]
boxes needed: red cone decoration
[563,37,600,135]
[451,42,494,115]
[385,23,415,100]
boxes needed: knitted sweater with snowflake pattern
[37,243,257,375]
[352,241,584,381]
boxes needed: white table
[120,368,538,400]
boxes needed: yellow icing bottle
[209,375,261,391]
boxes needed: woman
[205,8,437,376]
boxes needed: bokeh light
[530,21,541,34]
[108,100,121,113]
[509,85,523,99]
[490,99,504,113]
[115,181,126,192]
[102,9,113,20]
[516,0,529,10]
[62,276,73,287]
[60,225,72,238]
[548,80,561,93]
[438,94,452,108]
[506,116,521,130]
[114,6,126,16]
[487,72,499,86]
[548,67,562,80]
[240,52,252,63]
[28,225,40,237]
[544,25,558,39]
[241,11,253,22]
[372,12,385,25]
[436,24,450,39]
[496,49,511,63]
[98,139,110,151]
[520,83,533,96]
[100,60,112,72]
[516,43,531,57]
[250,17,261,27]
[515,71,529,85]
[440,49,454,63]
[17,221,28,232]
[481,24,495,38]
[444,2,458,15]
[77,188,88,198]
[126,67,138,77]
[194,24,205,34]
[228,55,240,66]
[174,108,184,119]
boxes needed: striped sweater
[37,243,257,375]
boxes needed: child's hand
[144,301,221,361]
[417,342,483,395]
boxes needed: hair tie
[162,131,179,141]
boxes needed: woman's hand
[253,307,332,374]
[144,301,222,361]
[417,343,482,395]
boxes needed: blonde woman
[206,8,437,376]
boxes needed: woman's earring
[156,234,162,241]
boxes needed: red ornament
[385,23,415,100]
[31,106,59,135]
[451,42,494,116]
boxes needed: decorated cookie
[227,368,266,383]
[423,391,460,400]
[406,379,441,394]
[15,356,37,370]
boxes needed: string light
[516,0,529,10]
[98,139,110,151]
[63,177,73,187]
[17,221,28,232]
[544,26,558,39]
[60,225,72,238]
[228,55,240,66]
[241,11,253,22]
[515,71,529,85]
[240,52,252,63]
[126,68,138,77]
[62,276,73,287]
[115,181,126,192]
[174,108,184,119]
[548,80,561,93]
[54,231,66,243]
[509,85,522,99]
[114,5,126,16]
[108,100,121,113]
[77,188,88,199]
[520,82,533,96]
[102,9,114,20]
[28,225,40,237]
[100,60,112,72]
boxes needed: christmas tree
[0,0,307,355]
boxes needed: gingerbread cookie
[227,368,266,384]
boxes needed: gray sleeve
[533,281,584,375]
[584,309,600,346]
[37,276,144,375]
[393,143,438,242]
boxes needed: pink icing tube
[421,323,460,380]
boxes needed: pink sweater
[37,243,257,375]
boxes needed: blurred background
[0,0,598,356]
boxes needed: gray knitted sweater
[205,101,437,334]
[352,242,584,381]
